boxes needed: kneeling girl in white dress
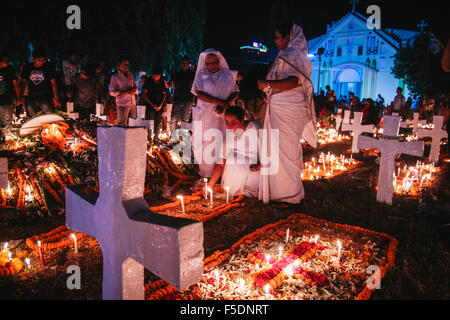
[206,106,261,198]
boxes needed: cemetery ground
[0,141,449,300]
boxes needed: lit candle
[37,241,45,267]
[285,265,293,279]
[6,184,12,196]
[71,234,78,254]
[208,188,213,207]
[265,254,271,264]
[337,240,342,264]
[214,270,220,283]
[278,247,283,260]
[239,278,245,294]
[315,235,319,245]
[3,242,7,252]
[264,284,272,299]
[25,258,31,269]
[285,228,290,243]
[7,252,12,261]
[225,186,230,203]
[177,195,185,215]
[204,179,208,200]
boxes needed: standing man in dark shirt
[140,65,167,137]
[71,65,100,121]
[169,57,195,133]
[0,52,20,127]
[19,49,61,116]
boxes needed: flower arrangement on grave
[145,213,398,300]
[0,115,200,225]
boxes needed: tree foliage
[392,33,450,97]
[0,0,206,74]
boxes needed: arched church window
[337,47,342,57]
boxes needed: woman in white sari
[206,106,261,198]
[257,22,317,206]
[191,49,239,179]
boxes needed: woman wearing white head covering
[257,22,317,205]
[191,49,239,178]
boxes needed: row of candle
[211,230,344,299]
[394,161,436,195]
[316,128,351,146]
[302,152,356,181]
[2,233,79,271]
[174,179,231,215]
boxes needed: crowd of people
[1,21,448,208]
[314,85,450,127]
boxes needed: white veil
[272,24,318,148]
[191,48,231,96]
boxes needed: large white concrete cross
[65,127,204,300]
[341,112,376,153]
[400,113,426,136]
[358,116,424,205]
[418,116,448,163]
[0,158,7,189]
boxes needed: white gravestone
[418,116,448,163]
[358,116,424,205]
[65,127,204,300]
[400,112,426,136]
[341,112,376,153]
[64,102,79,120]
[90,103,108,122]
[342,110,352,127]
[335,108,343,132]
[0,158,7,189]
[128,105,154,131]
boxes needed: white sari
[220,121,261,198]
[191,49,238,178]
[259,24,317,204]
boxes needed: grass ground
[0,140,449,300]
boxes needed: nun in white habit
[257,22,317,205]
[191,49,239,178]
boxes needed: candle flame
[264,284,271,295]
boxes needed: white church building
[307,10,422,104]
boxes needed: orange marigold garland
[146,213,398,300]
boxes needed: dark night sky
[205,0,448,70]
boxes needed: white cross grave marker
[64,102,79,120]
[418,116,448,163]
[358,116,424,205]
[90,103,108,122]
[65,127,204,300]
[0,158,7,189]
[335,108,343,131]
[400,113,426,136]
[342,110,352,128]
[341,112,376,153]
[128,105,154,131]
